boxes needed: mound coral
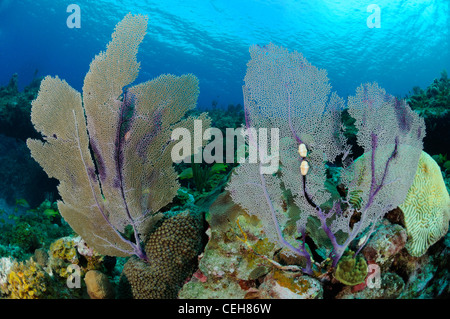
[119,210,203,298]
[399,151,450,256]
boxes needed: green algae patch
[335,250,368,286]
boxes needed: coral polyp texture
[119,211,203,299]
[399,151,450,256]
[26,13,210,261]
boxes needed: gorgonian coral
[27,13,210,261]
[227,43,425,274]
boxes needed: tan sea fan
[27,13,210,259]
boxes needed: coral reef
[1,13,212,300]
[180,192,318,299]
[0,200,72,261]
[0,15,448,300]
[174,103,245,206]
[179,49,448,299]
[0,134,55,207]
[336,272,405,299]
[181,188,449,299]
[0,73,42,141]
[227,43,425,276]
[0,232,118,299]
[10,222,40,253]
[0,73,54,207]
[406,70,450,155]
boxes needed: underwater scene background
[0,0,448,301]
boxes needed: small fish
[43,208,59,219]
[210,163,228,174]
[15,198,30,208]
[179,167,193,180]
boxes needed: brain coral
[399,151,450,257]
[119,210,203,298]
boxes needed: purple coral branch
[372,136,399,200]
[302,175,345,266]
[243,93,313,275]
[136,106,163,158]
[73,110,138,257]
[113,91,148,261]
[285,85,302,145]
[258,166,313,275]
[322,132,401,266]
[350,134,400,257]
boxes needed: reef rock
[180,192,286,299]
[253,270,322,299]
[362,221,407,269]
[336,272,405,299]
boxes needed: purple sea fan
[227,43,425,272]
[228,43,349,274]
[329,82,425,264]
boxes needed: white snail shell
[300,160,309,176]
[298,143,308,158]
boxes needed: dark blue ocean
[0,0,448,108]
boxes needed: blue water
[0,0,448,108]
